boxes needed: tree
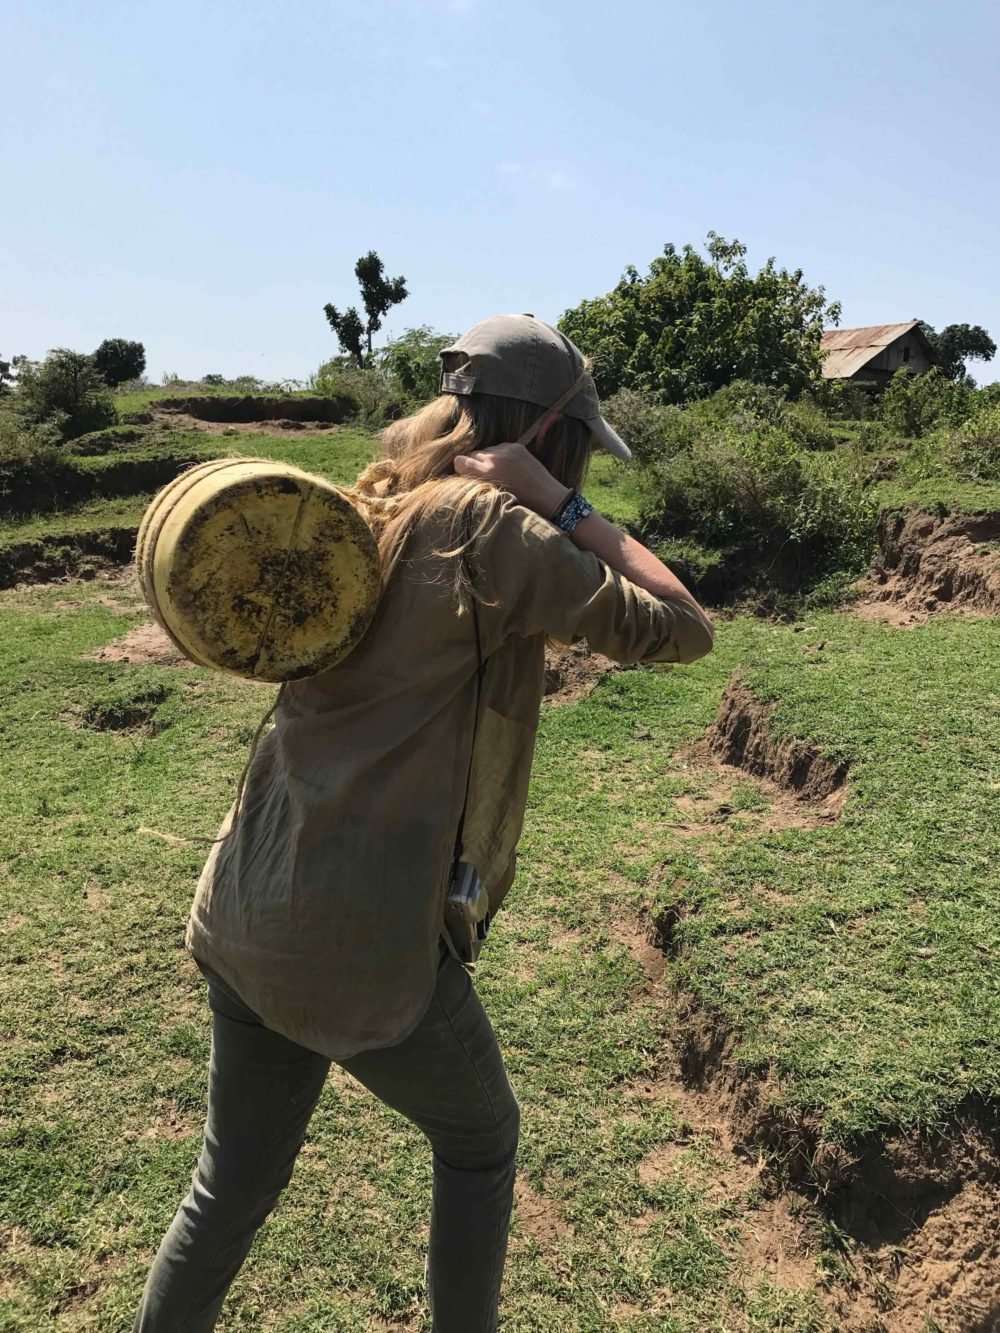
[918,322,996,386]
[16,349,116,439]
[559,233,840,405]
[324,251,408,366]
[93,338,146,387]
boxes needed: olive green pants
[132,942,520,1332]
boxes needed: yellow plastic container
[136,458,381,682]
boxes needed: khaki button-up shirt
[185,496,713,1059]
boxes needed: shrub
[812,377,875,422]
[0,403,71,515]
[601,389,683,466]
[638,417,876,590]
[606,380,839,467]
[310,360,405,426]
[952,403,1000,481]
[877,368,973,439]
[378,327,455,405]
[93,338,146,387]
[16,349,117,440]
[780,397,840,450]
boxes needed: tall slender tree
[324,252,409,366]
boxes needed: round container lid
[140,460,381,682]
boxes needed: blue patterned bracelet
[552,490,594,535]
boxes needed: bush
[93,338,146,388]
[601,389,683,466]
[877,368,973,439]
[952,403,1000,481]
[310,360,405,426]
[605,380,839,467]
[16,349,116,440]
[638,417,876,592]
[812,377,875,422]
[0,403,71,515]
[378,327,455,405]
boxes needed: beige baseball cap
[438,314,631,461]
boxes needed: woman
[133,315,714,1332]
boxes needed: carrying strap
[515,370,591,446]
[451,542,486,875]
[441,530,488,969]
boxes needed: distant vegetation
[2,234,996,608]
[919,321,997,386]
[93,338,146,388]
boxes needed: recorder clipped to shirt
[445,859,491,967]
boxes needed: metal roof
[820,321,923,378]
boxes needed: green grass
[0,430,378,550]
[524,612,1000,1141]
[1,411,996,1327]
[113,384,323,414]
[0,494,156,545]
[1,564,997,1328]
[875,473,1000,515]
[586,453,644,528]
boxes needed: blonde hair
[349,392,592,601]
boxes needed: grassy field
[1,417,999,1330]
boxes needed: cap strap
[516,370,591,446]
[440,370,478,394]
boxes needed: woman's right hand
[454,443,570,519]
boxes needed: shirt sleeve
[473,497,714,666]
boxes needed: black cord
[451,530,487,874]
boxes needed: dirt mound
[157,395,350,424]
[155,412,339,436]
[91,622,193,668]
[707,678,849,805]
[1,451,200,523]
[1,527,138,589]
[631,982,1000,1331]
[542,643,622,706]
[860,508,1000,621]
[82,683,169,732]
[659,1002,1000,1332]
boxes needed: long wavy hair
[348,391,593,601]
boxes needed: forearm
[567,508,712,628]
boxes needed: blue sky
[3,0,998,383]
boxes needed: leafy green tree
[324,251,409,366]
[379,326,455,403]
[918,322,996,386]
[560,233,840,405]
[877,367,973,438]
[16,349,116,439]
[93,338,146,387]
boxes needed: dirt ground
[854,508,1000,625]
